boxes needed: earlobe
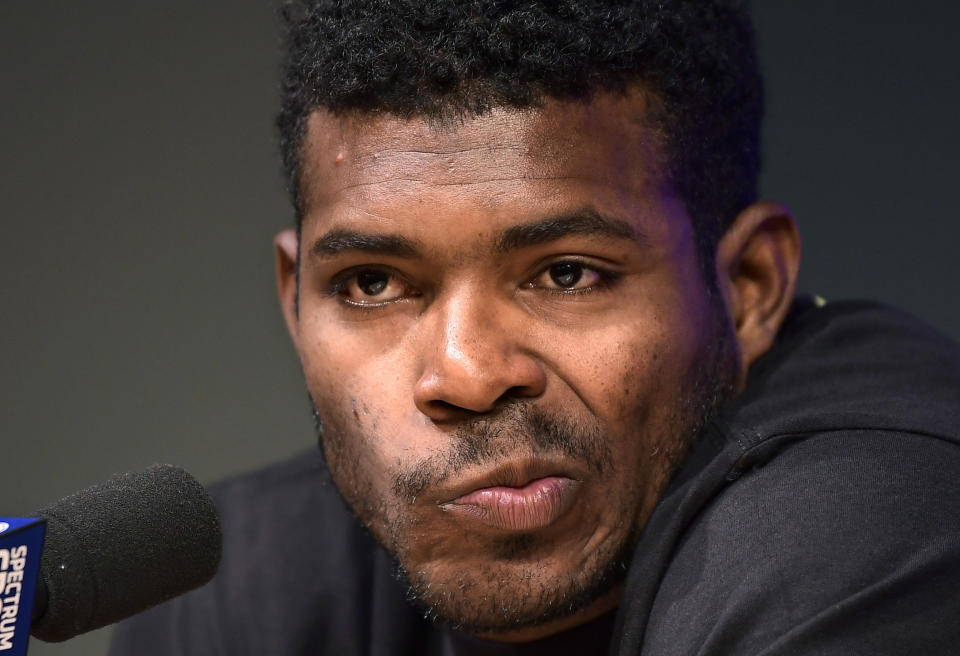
[715,201,802,384]
[274,229,301,349]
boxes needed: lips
[440,475,580,531]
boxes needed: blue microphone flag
[0,518,45,655]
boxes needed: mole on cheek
[334,152,345,164]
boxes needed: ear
[274,229,301,350]
[715,201,802,386]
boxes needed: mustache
[391,402,613,503]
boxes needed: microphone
[1,464,222,649]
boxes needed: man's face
[287,91,738,640]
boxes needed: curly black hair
[276,0,763,271]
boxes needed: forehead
[298,90,672,224]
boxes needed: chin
[391,528,633,636]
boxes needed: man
[110,1,960,654]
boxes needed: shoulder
[109,451,391,656]
[209,448,341,542]
[643,429,960,655]
[684,430,960,584]
[208,449,373,594]
[619,300,960,654]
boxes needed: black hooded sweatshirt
[109,299,960,655]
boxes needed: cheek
[298,322,383,453]
[303,359,404,544]
[542,298,703,423]
[298,315,426,484]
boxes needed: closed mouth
[439,467,582,531]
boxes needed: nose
[413,293,546,421]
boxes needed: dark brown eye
[548,262,583,288]
[336,268,417,307]
[529,260,607,293]
[356,270,389,296]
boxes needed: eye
[333,268,417,306]
[356,270,389,295]
[530,261,606,292]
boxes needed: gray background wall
[1,2,957,654]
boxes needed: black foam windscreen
[30,464,222,642]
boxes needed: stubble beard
[390,403,626,634]
[310,303,739,636]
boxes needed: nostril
[428,399,462,413]
[423,399,487,423]
[504,384,541,400]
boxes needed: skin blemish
[334,152,345,164]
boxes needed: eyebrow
[311,230,421,259]
[309,208,641,261]
[495,210,641,253]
